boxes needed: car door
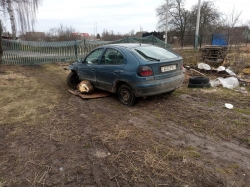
[77,48,104,86]
[95,48,126,91]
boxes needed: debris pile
[184,61,249,93]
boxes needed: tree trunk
[6,0,17,39]
[0,20,3,72]
[180,29,185,47]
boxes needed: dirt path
[0,64,250,186]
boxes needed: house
[71,32,90,40]
[135,31,146,38]
[19,32,45,41]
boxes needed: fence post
[152,35,154,45]
[74,38,78,60]
[83,39,86,55]
[0,20,3,70]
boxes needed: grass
[171,88,189,96]
[244,138,250,146]
[155,85,250,146]
[207,101,215,107]
[234,108,250,115]
[216,164,240,175]
[0,64,68,126]
[173,49,201,65]
[188,151,201,158]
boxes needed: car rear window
[134,46,178,61]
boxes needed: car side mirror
[80,58,87,64]
[77,58,82,63]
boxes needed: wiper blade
[135,49,160,61]
[146,56,160,61]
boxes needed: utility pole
[93,22,97,40]
[195,0,201,50]
[165,0,169,44]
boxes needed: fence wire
[1,35,171,65]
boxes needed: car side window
[85,48,104,64]
[101,49,124,65]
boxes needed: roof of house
[72,32,90,37]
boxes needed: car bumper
[131,73,185,97]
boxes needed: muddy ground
[0,63,250,187]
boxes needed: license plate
[161,65,176,72]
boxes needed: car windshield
[134,46,178,61]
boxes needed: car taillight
[138,66,153,76]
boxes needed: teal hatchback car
[67,43,184,106]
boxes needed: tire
[188,82,211,88]
[67,71,80,89]
[118,84,136,106]
[189,76,209,84]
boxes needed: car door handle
[91,69,95,72]
[114,70,123,74]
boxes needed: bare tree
[6,0,16,39]
[189,1,221,44]
[96,33,100,40]
[156,0,191,47]
[128,29,135,37]
[101,29,137,41]
[45,24,76,41]
[0,0,42,39]
[156,0,175,30]
[225,8,243,49]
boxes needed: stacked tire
[188,76,211,88]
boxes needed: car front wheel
[118,84,136,106]
[67,71,80,89]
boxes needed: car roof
[100,43,153,49]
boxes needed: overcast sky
[3,0,250,35]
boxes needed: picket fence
[1,35,171,65]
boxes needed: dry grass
[169,87,250,142]
[172,49,201,65]
[0,64,69,126]
[0,62,250,186]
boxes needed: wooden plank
[68,89,111,99]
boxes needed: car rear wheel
[67,71,80,89]
[118,84,136,106]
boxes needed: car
[66,43,184,106]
